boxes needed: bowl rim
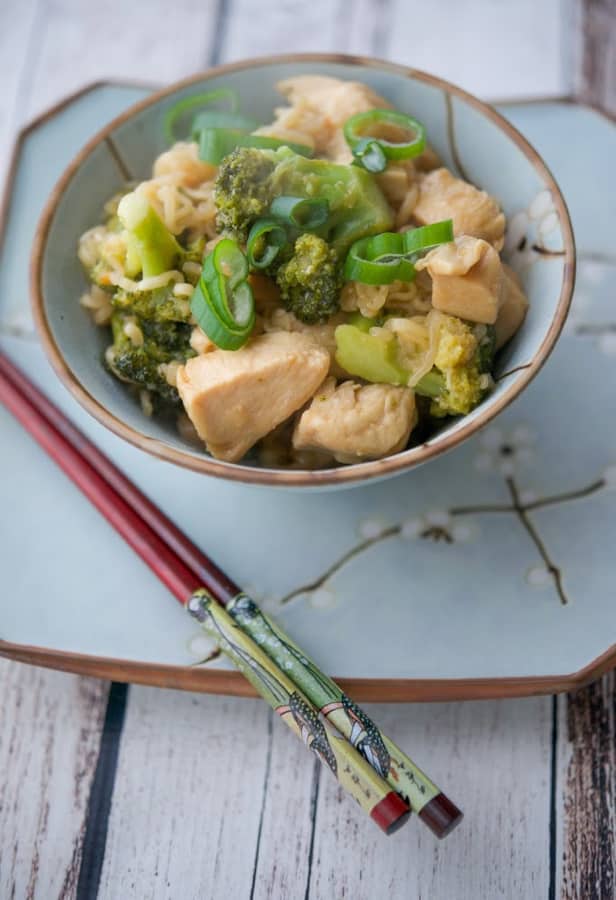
[30,52,576,487]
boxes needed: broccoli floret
[275,234,341,324]
[215,147,277,242]
[214,146,393,254]
[117,191,182,278]
[107,313,193,405]
[415,316,495,417]
[334,312,495,417]
[112,285,192,323]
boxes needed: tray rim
[1,81,614,701]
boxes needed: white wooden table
[1,2,615,897]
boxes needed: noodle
[80,285,113,325]
[109,270,184,292]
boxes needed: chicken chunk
[495,264,529,349]
[293,377,417,463]
[278,75,391,127]
[262,307,348,377]
[271,76,392,163]
[176,332,330,462]
[416,235,504,325]
[413,168,506,250]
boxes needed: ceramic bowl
[31,54,575,488]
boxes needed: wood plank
[306,697,553,899]
[555,673,616,899]
[387,0,570,100]
[576,0,616,114]
[0,659,109,899]
[218,0,383,61]
[0,0,38,182]
[97,686,274,899]
[250,720,319,898]
[23,0,222,120]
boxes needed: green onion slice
[344,234,415,284]
[403,220,454,254]
[191,110,260,135]
[343,219,454,285]
[197,128,313,164]
[247,218,288,270]
[269,196,329,230]
[343,109,427,171]
[351,138,388,173]
[190,238,255,350]
[164,88,239,143]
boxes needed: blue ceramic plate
[30,56,574,488]
[0,82,613,699]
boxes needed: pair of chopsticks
[0,351,462,838]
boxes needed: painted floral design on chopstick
[187,589,414,827]
[226,593,442,814]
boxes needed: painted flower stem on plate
[280,469,609,608]
[186,589,411,834]
[226,593,447,818]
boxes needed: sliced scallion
[197,128,313,164]
[344,109,427,172]
[269,196,329,230]
[164,88,239,143]
[343,219,454,285]
[247,218,288,270]
[190,238,255,350]
[403,220,454,254]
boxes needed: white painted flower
[519,488,538,505]
[358,518,388,540]
[400,517,423,539]
[603,464,616,490]
[504,210,539,269]
[400,510,478,544]
[309,588,337,610]
[475,425,536,476]
[187,633,217,659]
[580,260,607,286]
[598,332,616,356]
[260,593,284,614]
[526,565,552,588]
[504,190,561,269]
[528,190,554,221]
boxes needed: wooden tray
[1,83,615,700]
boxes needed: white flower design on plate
[474,425,536,477]
[401,509,478,544]
[504,189,562,269]
[187,632,218,662]
[603,465,616,490]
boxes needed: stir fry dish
[78,76,529,467]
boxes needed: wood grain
[577,0,616,114]
[238,699,552,900]
[251,718,319,898]
[308,698,553,899]
[383,0,569,99]
[219,0,347,61]
[556,674,616,900]
[97,686,275,899]
[0,659,108,899]
[0,0,38,183]
[22,0,221,120]
[1,3,614,899]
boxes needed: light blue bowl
[32,54,575,488]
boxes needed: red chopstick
[0,350,461,838]
[0,353,235,602]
